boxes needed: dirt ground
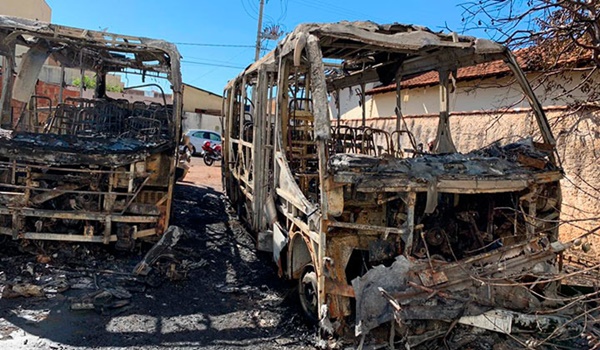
[181,157,224,191]
[3,157,597,350]
[0,156,316,350]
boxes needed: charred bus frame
[223,22,565,339]
[0,16,182,248]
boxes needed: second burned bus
[223,21,568,343]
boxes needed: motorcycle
[202,140,222,166]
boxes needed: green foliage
[72,75,96,89]
[106,84,123,93]
[72,75,123,92]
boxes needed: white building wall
[329,83,374,121]
[333,71,596,120]
[1,0,51,21]
[182,112,222,134]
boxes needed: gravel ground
[0,158,317,350]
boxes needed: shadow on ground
[0,183,313,349]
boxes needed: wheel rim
[302,278,317,311]
[299,267,318,322]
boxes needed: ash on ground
[0,183,314,350]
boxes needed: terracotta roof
[366,58,514,95]
[365,47,591,95]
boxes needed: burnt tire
[175,167,185,182]
[298,265,319,323]
[203,154,214,166]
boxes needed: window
[209,133,221,141]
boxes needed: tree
[72,75,96,89]
[461,1,600,67]
[461,1,600,105]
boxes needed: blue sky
[46,0,481,95]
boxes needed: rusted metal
[0,208,159,223]
[328,221,407,235]
[0,15,182,246]
[325,277,355,297]
[222,20,568,343]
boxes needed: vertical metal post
[526,186,539,238]
[79,68,85,99]
[304,34,331,324]
[253,67,268,231]
[58,66,65,103]
[227,85,236,156]
[404,192,417,256]
[240,76,247,181]
[335,88,341,131]
[360,82,366,127]
[1,51,16,127]
[395,73,402,155]
[435,70,456,153]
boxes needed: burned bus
[0,16,182,249]
[223,22,578,345]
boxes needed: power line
[277,0,289,23]
[183,56,237,64]
[241,0,258,20]
[174,42,255,48]
[187,47,254,84]
[181,60,246,69]
[291,0,384,21]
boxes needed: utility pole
[254,0,265,61]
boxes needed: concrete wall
[182,112,222,134]
[332,83,375,120]
[182,84,223,114]
[1,0,51,21]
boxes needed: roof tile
[365,48,590,95]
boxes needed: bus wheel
[298,264,319,323]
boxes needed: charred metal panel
[0,15,182,245]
